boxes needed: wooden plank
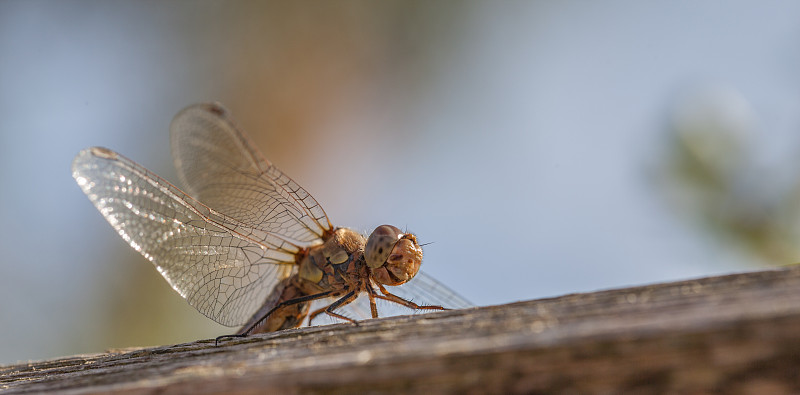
[4,266,800,394]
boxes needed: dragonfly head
[365,225,423,286]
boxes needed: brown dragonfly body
[72,103,469,341]
[241,226,439,335]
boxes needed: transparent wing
[170,103,333,244]
[72,147,304,327]
[383,270,474,310]
[308,271,473,324]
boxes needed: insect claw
[214,333,246,346]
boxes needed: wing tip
[73,146,117,162]
[72,146,117,177]
[88,146,118,160]
[176,102,231,120]
[203,102,229,117]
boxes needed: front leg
[375,283,448,311]
[366,283,379,318]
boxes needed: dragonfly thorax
[297,228,367,290]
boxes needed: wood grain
[4,266,800,394]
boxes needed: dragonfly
[71,102,471,342]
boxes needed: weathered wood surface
[4,266,800,394]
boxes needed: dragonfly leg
[308,290,359,325]
[215,290,334,345]
[375,283,447,311]
[365,284,379,318]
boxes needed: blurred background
[3,1,800,364]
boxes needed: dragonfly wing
[387,271,473,309]
[170,103,332,244]
[72,147,300,327]
[308,271,473,324]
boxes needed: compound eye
[365,225,403,269]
